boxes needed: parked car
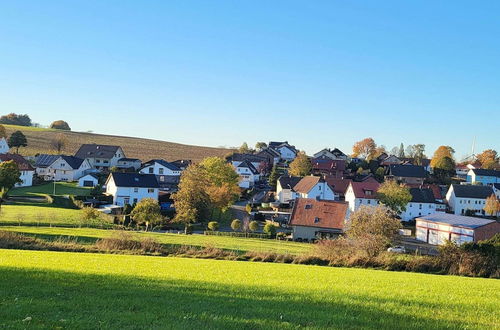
[387,246,406,254]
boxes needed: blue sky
[1,1,499,160]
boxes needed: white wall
[140,162,181,176]
[16,170,34,187]
[106,177,159,206]
[278,146,296,161]
[400,202,442,221]
[299,182,335,201]
[0,138,9,154]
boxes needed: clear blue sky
[1,1,499,159]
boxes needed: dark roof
[388,164,427,178]
[35,154,60,168]
[494,183,500,190]
[237,160,259,175]
[269,141,288,148]
[81,173,99,180]
[269,141,298,154]
[409,188,436,203]
[118,158,141,162]
[470,168,500,178]
[108,172,159,188]
[400,158,431,167]
[256,148,280,159]
[75,144,122,159]
[324,177,352,195]
[331,148,346,157]
[171,160,191,169]
[0,153,34,171]
[418,213,497,229]
[230,153,267,163]
[278,175,302,190]
[451,184,494,199]
[142,159,181,171]
[59,156,85,169]
[405,184,443,200]
[290,198,348,230]
[312,159,346,171]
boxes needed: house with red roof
[311,158,346,178]
[289,198,349,241]
[0,153,35,187]
[344,179,381,212]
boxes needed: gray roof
[237,160,259,175]
[470,168,500,178]
[142,159,181,172]
[278,175,302,191]
[118,158,141,162]
[35,154,60,168]
[108,172,159,188]
[75,144,122,159]
[451,184,493,199]
[60,156,85,169]
[409,188,436,203]
[388,164,427,178]
[418,213,496,229]
[230,153,267,163]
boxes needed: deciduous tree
[255,142,267,151]
[484,194,500,218]
[0,113,32,126]
[50,120,71,130]
[346,205,402,244]
[352,138,376,160]
[0,125,6,139]
[431,146,456,183]
[131,198,163,231]
[238,142,251,154]
[8,131,27,153]
[476,149,499,169]
[0,160,22,193]
[377,180,412,214]
[51,133,67,154]
[398,143,405,158]
[231,219,242,231]
[249,220,259,232]
[268,165,281,188]
[288,151,312,177]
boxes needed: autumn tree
[8,131,27,153]
[476,150,499,170]
[352,138,376,160]
[0,113,32,126]
[51,133,67,154]
[0,160,22,196]
[131,198,163,231]
[346,205,402,244]
[288,151,312,177]
[231,219,242,231]
[50,120,71,130]
[199,157,240,211]
[0,125,6,139]
[238,142,251,154]
[255,142,267,151]
[484,194,500,218]
[377,180,412,214]
[431,145,456,183]
[373,145,387,159]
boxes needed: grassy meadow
[0,204,83,226]
[0,249,498,329]
[4,124,230,163]
[9,182,91,197]
[0,226,311,254]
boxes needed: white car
[387,246,406,254]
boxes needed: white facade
[236,166,260,189]
[276,146,297,161]
[416,219,474,245]
[446,187,487,216]
[140,162,181,176]
[18,170,34,187]
[400,202,444,221]
[0,138,9,154]
[276,180,334,203]
[105,176,159,206]
[46,157,92,181]
[78,174,99,187]
[345,184,379,212]
[117,159,142,170]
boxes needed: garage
[78,174,99,187]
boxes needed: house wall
[400,202,443,221]
[140,163,181,176]
[345,185,378,212]
[415,220,475,245]
[299,182,335,201]
[47,158,91,181]
[446,190,487,216]
[474,222,500,241]
[0,138,9,154]
[396,176,425,185]
[117,160,142,170]
[292,225,342,241]
[106,179,159,206]
[466,171,500,185]
[277,146,296,161]
[16,170,34,187]
[78,175,98,187]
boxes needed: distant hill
[3,125,231,163]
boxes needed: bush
[207,221,219,231]
[50,120,71,130]
[95,232,163,254]
[263,223,277,237]
[249,221,259,232]
[230,219,242,231]
[203,231,270,239]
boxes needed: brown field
[4,125,231,163]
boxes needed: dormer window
[305,204,312,209]
[365,190,372,196]
[314,217,320,223]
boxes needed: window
[367,200,371,204]
[160,176,165,182]
[96,159,100,163]
[103,160,109,164]
[314,217,320,223]
[149,167,154,174]
[305,204,312,209]
[134,188,139,193]
[148,188,154,193]
[133,198,138,204]
[319,186,321,191]
[159,168,164,174]
[419,204,422,209]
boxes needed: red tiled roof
[0,153,34,171]
[311,159,346,171]
[350,180,380,199]
[293,176,322,194]
[290,198,348,230]
[324,177,351,194]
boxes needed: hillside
[4,125,231,163]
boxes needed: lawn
[0,249,498,329]
[0,226,312,254]
[8,182,91,197]
[0,204,83,226]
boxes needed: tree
[130,198,163,231]
[375,167,385,181]
[268,165,280,189]
[0,160,21,191]
[352,138,376,160]
[0,125,6,139]
[249,220,259,232]
[255,142,267,151]
[238,142,251,154]
[263,223,276,237]
[484,194,500,218]
[50,133,67,154]
[231,219,242,231]
[199,157,240,211]
[245,203,252,214]
[373,145,387,159]
[412,144,426,165]
[346,205,402,244]
[0,113,32,126]
[377,180,412,214]
[431,146,456,183]
[50,120,71,130]
[476,150,499,169]
[8,131,27,153]
[398,143,405,158]
[207,221,219,231]
[288,151,312,177]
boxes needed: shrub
[245,204,252,214]
[207,221,219,231]
[249,221,259,232]
[230,219,242,231]
[95,232,163,254]
[50,120,71,130]
[263,223,276,237]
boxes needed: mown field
[0,204,83,226]
[0,226,311,254]
[0,249,498,329]
[4,124,230,163]
[9,182,91,197]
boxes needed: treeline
[0,113,71,131]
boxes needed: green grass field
[0,249,498,329]
[0,204,83,226]
[0,226,311,254]
[9,182,91,197]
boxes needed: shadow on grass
[0,266,481,329]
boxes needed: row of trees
[0,113,71,131]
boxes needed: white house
[75,144,125,171]
[466,168,500,186]
[229,153,267,172]
[400,188,445,221]
[0,137,10,154]
[445,184,494,216]
[313,148,348,161]
[268,141,298,161]
[493,183,500,199]
[140,159,182,176]
[116,158,142,171]
[235,160,260,189]
[78,173,99,187]
[44,156,92,181]
[0,153,34,187]
[276,175,335,204]
[345,178,380,212]
[105,172,160,206]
